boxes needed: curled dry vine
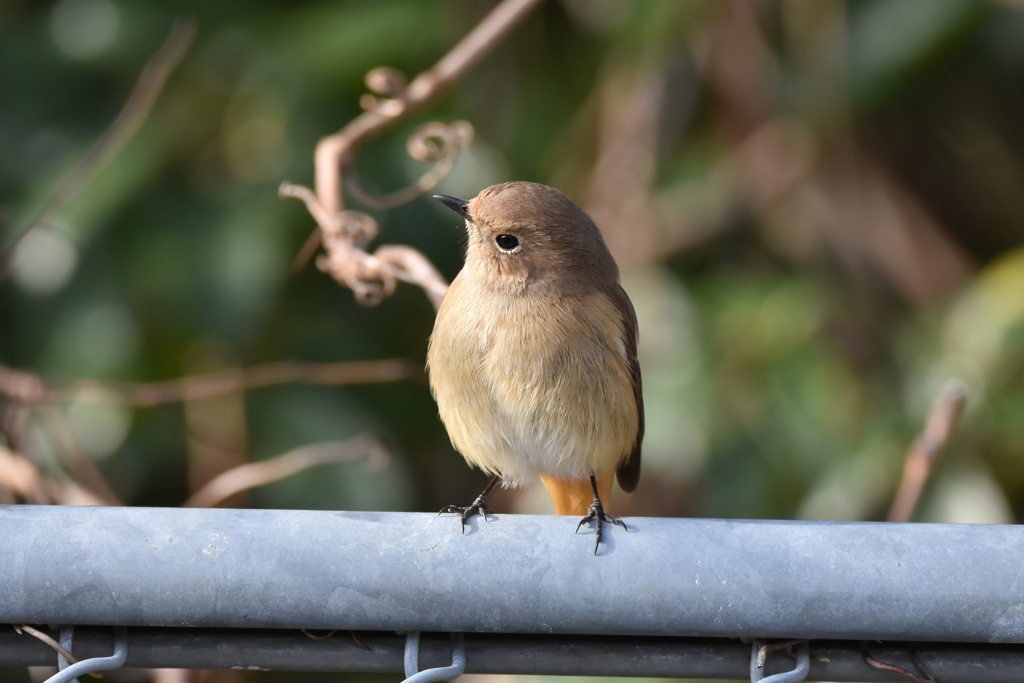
[280,0,542,309]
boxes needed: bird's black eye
[495,234,519,252]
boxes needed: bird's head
[434,181,618,296]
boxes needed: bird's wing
[608,284,643,493]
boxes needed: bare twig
[309,221,449,308]
[0,358,417,408]
[314,0,540,216]
[39,405,122,505]
[752,638,806,669]
[284,0,542,307]
[911,649,937,683]
[887,381,968,523]
[0,19,196,282]
[0,395,30,456]
[0,364,49,406]
[108,358,416,407]
[300,629,338,640]
[0,446,111,505]
[184,435,389,508]
[54,480,110,506]
[0,446,49,503]
[12,625,103,678]
[300,629,373,651]
[861,641,935,683]
[344,120,475,210]
[0,360,408,505]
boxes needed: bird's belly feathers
[427,286,638,487]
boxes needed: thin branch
[887,380,968,523]
[184,435,389,508]
[910,649,937,683]
[314,0,541,217]
[0,446,49,503]
[0,445,111,506]
[12,625,103,679]
[0,358,417,408]
[54,480,110,506]
[0,19,196,282]
[300,629,338,640]
[108,358,416,407]
[343,120,474,210]
[752,639,806,669]
[374,245,448,308]
[861,641,935,683]
[38,405,122,505]
[280,184,338,236]
[300,629,373,651]
[120,358,419,405]
[283,182,451,307]
[284,0,542,308]
[0,364,49,406]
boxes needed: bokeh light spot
[67,389,132,459]
[74,302,142,374]
[50,0,120,60]
[10,226,79,295]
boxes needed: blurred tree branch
[706,3,972,304]
[0,358,417,408]
[0,445,108,506]
[184,434,389,508]
[282,0,542,309]
[39,405,122,504]
[0,18,197,282]
[0,359,412,505]
[887,381,968,523]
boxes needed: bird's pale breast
[427,275,638,486]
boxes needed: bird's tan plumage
[428,181,643,516]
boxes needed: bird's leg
[439,475,501,533]
[575,473,628,554]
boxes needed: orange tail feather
[539,473,614,516]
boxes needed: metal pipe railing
[3,505,1023,642]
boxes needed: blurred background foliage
[3,0,1024,681]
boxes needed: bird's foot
[439,475,501,534]
[575,499,628,554]
[439,496,492,534]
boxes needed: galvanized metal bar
[56,626,75,681]
[2,628,1024,681]
[1,505,1023,642]
[751,641,809,683]
[38,627,127,683]
[400,632,465,683]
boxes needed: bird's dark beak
[433,195,471,221]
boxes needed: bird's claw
[439,497,491,533]
[575,501,627,554]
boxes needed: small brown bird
[428,181,643,553]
